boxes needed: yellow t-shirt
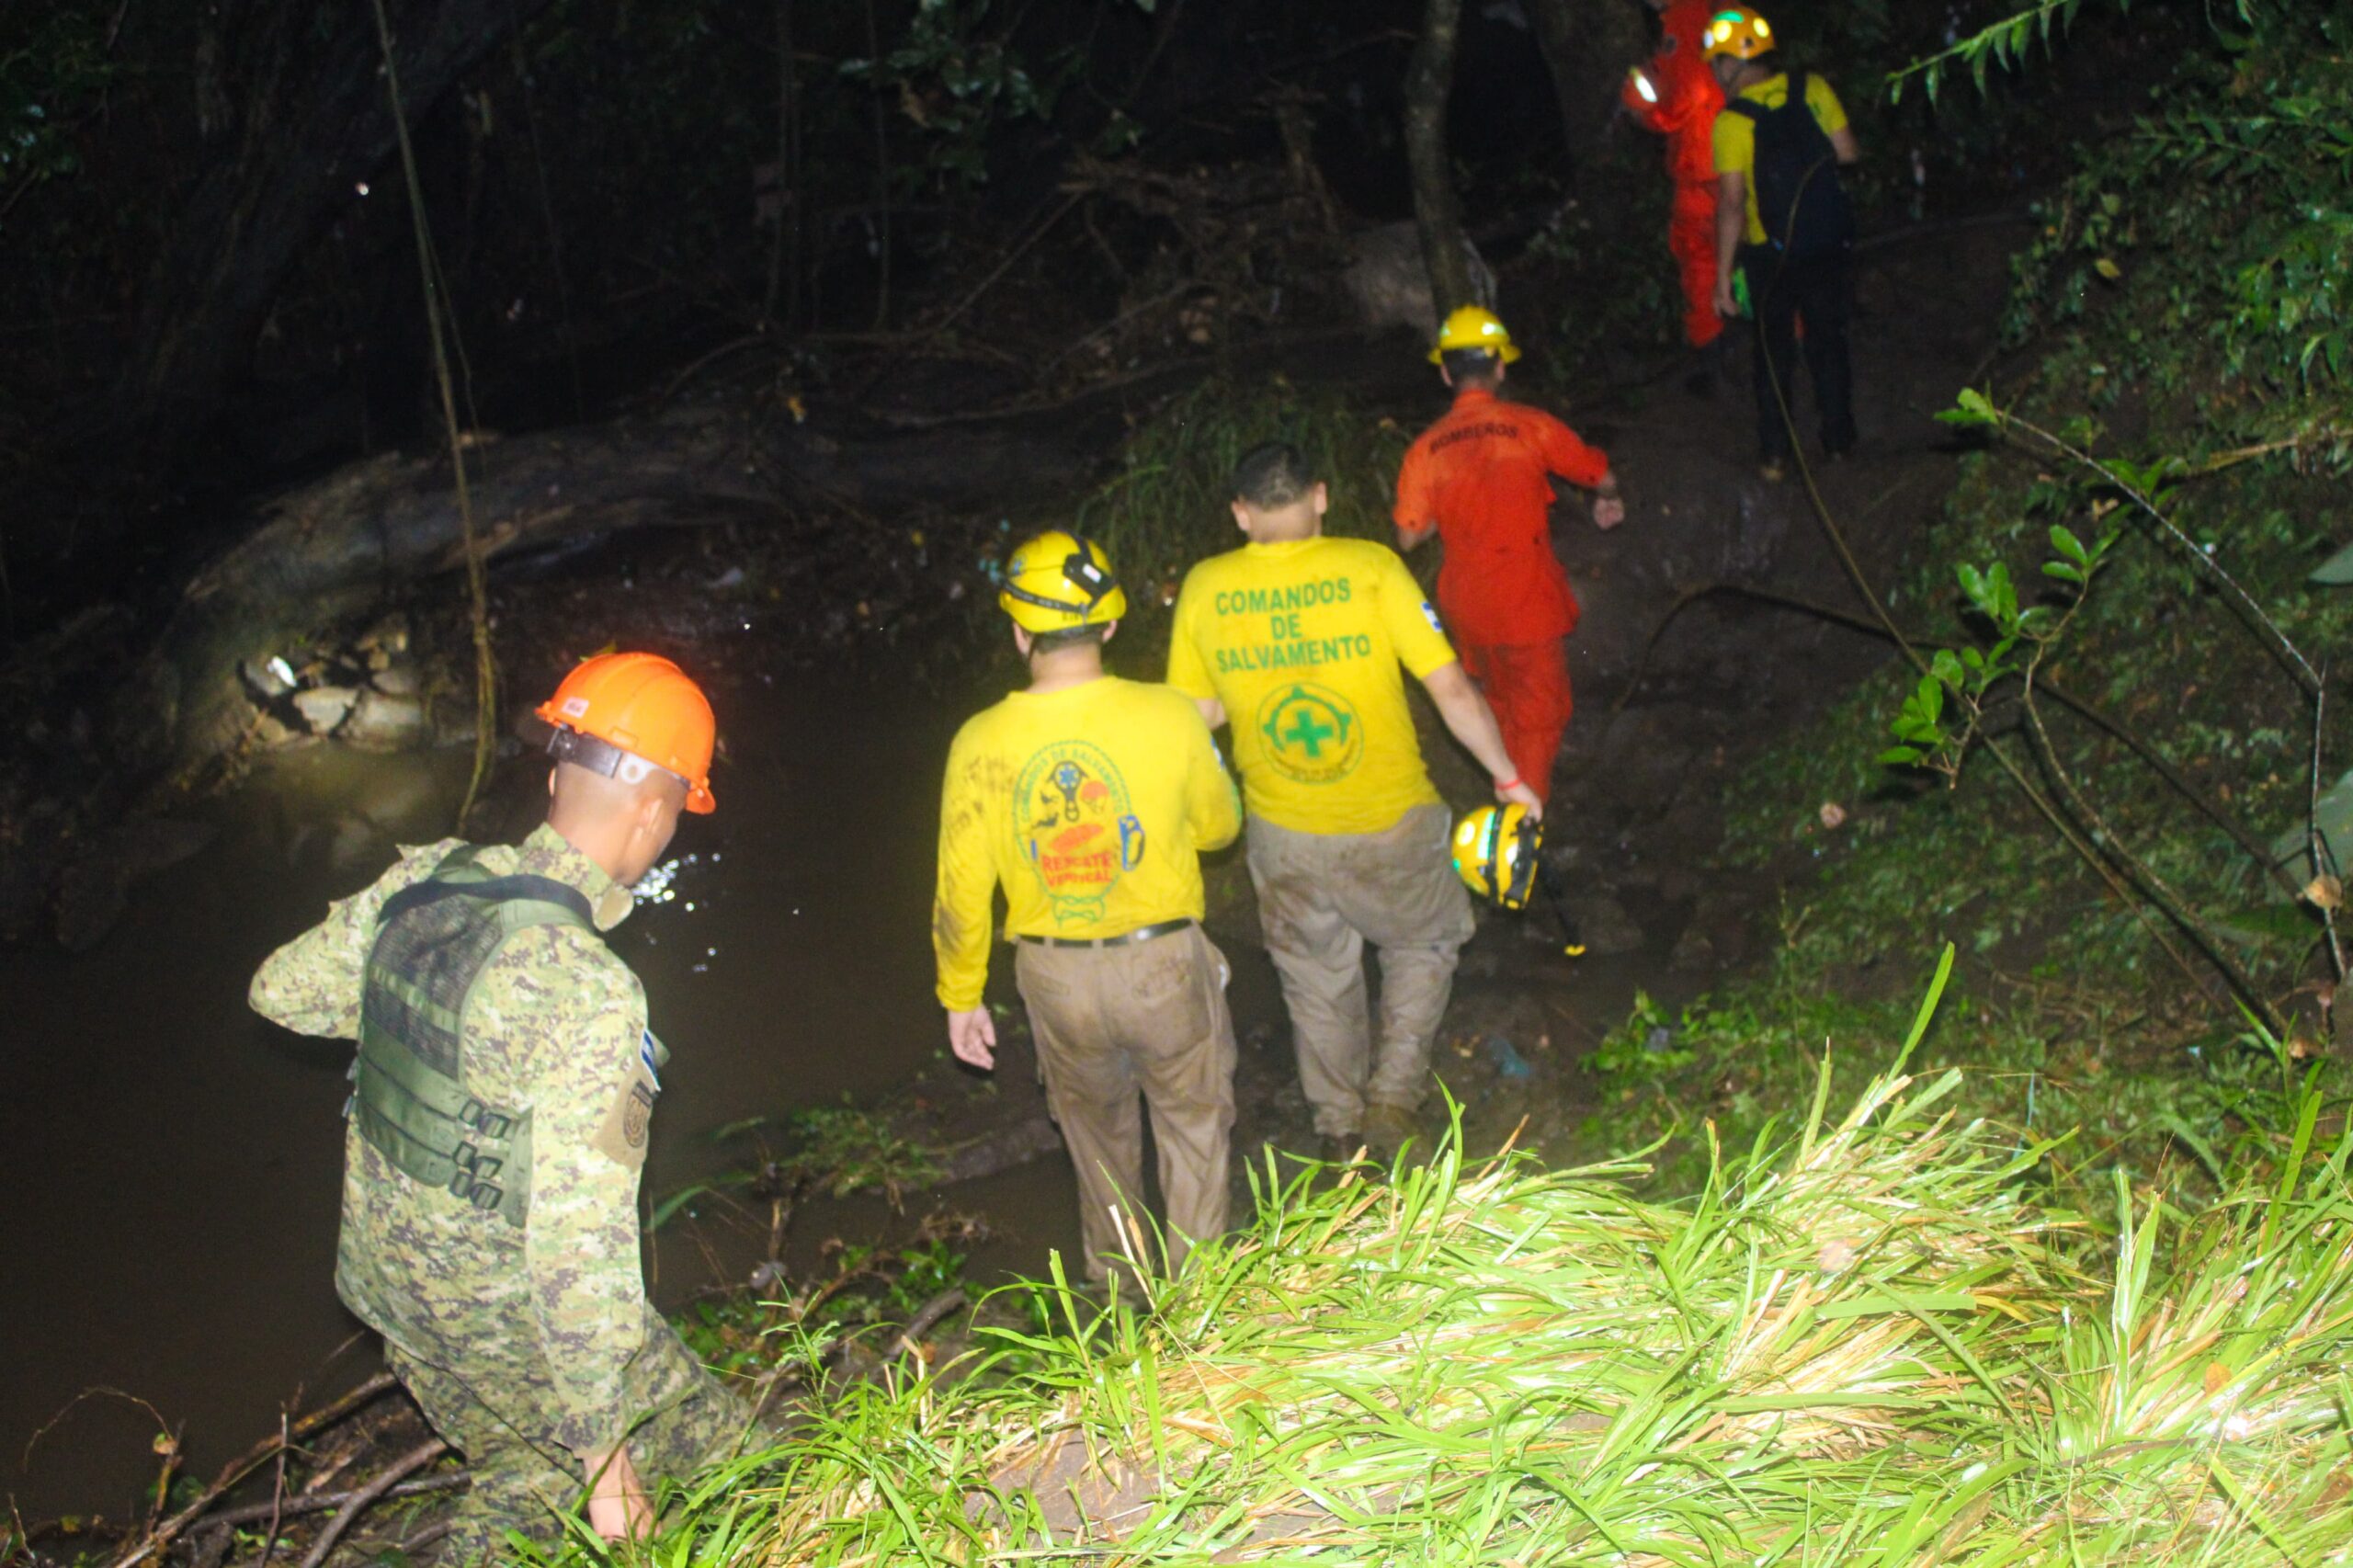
[1711,72,1848,244]
[1166,535,1457,837]
[932,676,1241,1010]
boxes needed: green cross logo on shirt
[1258,682,1363,785]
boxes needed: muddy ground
[0,214,2019,1527]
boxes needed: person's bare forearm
[1424,663,1518,783]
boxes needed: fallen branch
[107,1374,400,1568]
[892,1288,971,1358]
[199,1473,469,1531]
[294,1438,449,1568]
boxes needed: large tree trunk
[1404,0,1477,316]
[108,0,553,466]
[1524,0,1650,183]
[149,403,1103,777]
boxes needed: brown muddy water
[0,674,1096,1521]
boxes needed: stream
[0,672,1090,1520]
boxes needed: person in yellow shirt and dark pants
[1167,443,1541,1161]
[933,530,1244,1287]
[1707,6,1861,480]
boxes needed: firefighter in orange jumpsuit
[1622,0,1728,361]
[1394,308,1625,805]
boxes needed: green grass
[514,967,2353,1565]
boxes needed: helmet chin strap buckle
[539,722,683,793]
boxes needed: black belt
[1018,917,1194,949]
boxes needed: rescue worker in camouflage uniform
[251,652,738,1562]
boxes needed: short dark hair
[1441,347,1503,384]
[1029,622,1109,655]
[1231,441,1319,508]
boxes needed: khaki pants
[1245,803,1474,1137]
[1015,925,1236,1284]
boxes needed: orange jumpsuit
[1393,387,1612,803]
[1622,0,1727,348]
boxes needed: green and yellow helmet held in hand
[1452,801,1544,911]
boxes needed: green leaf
[2048,524,2090,565]
[1940,387,1997,426]
[2043,561,2085,583]
[1878,745,1926,767]
[2311,539,2353,585]
[1956,562,1989,608]
[650,1183,716,1232]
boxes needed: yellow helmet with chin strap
[1452,802,1543,910]
[999,529,1128,633]
[1429,305,1522,366]
[1703,6,1775,60]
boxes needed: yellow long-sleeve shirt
[933,675,1242,1011]
[1166,536,1458,836]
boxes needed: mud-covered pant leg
[1461,641,1574,804]
[1743,243,1802,461]
[1320,804,1476,1113]
[1017,941,1145,1283]
[385,1345,574,1565]
[1120,926,1238,1275]
[1669,181,1724,348]
[389,1319,737,1564]
[620,1310,743,1480]
[1249,807,1472,1128]
[1246,820,1375,1138]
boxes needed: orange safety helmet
[531,652,718,813]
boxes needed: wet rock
[54,818,221,952]
[1560,893,1644,956]
[370,661,422,698]
[1671,923,1715,971]
[254,711,303,748]
[1341,222,1495,338]
[341,688,430,751]
[292,685,359,734]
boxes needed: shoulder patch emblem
[621,1082,655,1148]
[1423,601,1445,636]
[592,1061,662,1167]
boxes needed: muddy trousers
[384,1314,737,1565]
[1669,181,1725,349]
[1740,243,1857,461]
[1015,925,1237,1285]
[1461,639,1574,804]
[1246,805,1476,1138]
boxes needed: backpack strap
[379,846,595,935]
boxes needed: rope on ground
[369,0,498,834]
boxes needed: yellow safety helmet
[1703,6,1775,60]
[1429,305,1522,366]
[1452,802,1543,910]
[998,528,1128,633]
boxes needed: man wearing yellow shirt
[1707,6,1861,480]
[1167,442,1540,1160]
[933,529,1243,1285]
